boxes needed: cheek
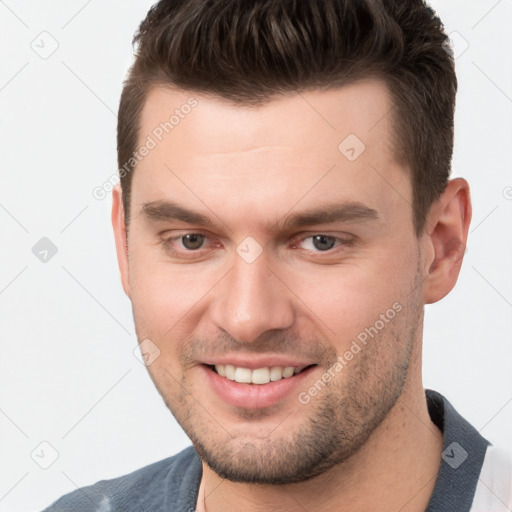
[284,244,417,344]
[128,246,220,339]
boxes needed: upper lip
[202,356,317,370]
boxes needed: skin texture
[112,80,471,511]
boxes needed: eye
[161,232,217,258]
[297,234,351,252]
[180,233,206,250]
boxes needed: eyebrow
[140,200,381,231]
[274,202,381,232]
[142,200,214,226]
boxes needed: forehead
[132,80,411,234]
[139,80,395,157]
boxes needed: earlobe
[112,185,131,298]
[422,178,472,304]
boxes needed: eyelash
[161,232,353,258]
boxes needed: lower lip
[201,364,317,409]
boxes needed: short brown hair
[117,0,456,236]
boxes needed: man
[44,0,511,511]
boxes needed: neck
[196,360,443,512]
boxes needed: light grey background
[0,1,511,511]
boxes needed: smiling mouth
[206,364,318,384]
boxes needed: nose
[209,251,295,344]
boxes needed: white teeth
[282,366,295,378]
[214,364,308,384]
[234,367,252,383]
[270,366,283,381]
[225,364,236,380]
[251,367,270,384]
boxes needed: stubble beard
[146,293,421,485]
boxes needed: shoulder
[41,445,202,512]
[470,444,512,512]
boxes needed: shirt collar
[425,388,490,511]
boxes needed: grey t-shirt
[42,389,490,512]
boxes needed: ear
[422,178,472,304]
[112,184,131,298]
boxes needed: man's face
[116,80,429,484]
